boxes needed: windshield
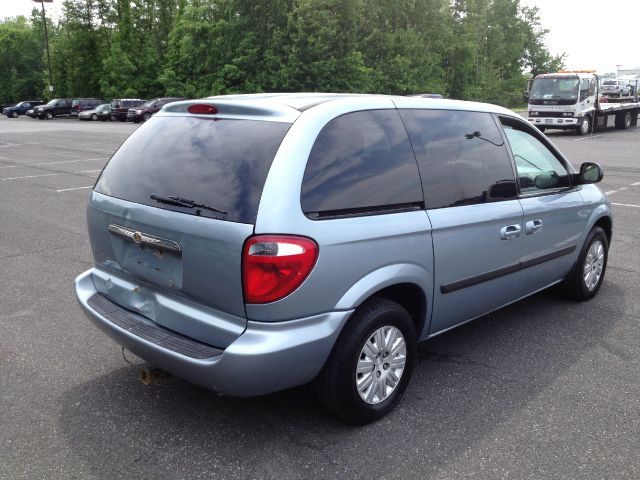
[143,100,156,107]
[45,99,58,106]
[15,102,26,107]
[530,77,579,103]
[603,80,616,85]
[97,104,109,110]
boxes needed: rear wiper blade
[150,193,227,215]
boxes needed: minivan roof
[202,92,517,117]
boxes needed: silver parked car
[601,79,632,97]
[75,94,612,423]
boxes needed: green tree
[0,16,44,104]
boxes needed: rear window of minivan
[94,116,291,224]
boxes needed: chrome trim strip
[107,224,181,255]
[441,245,576,294]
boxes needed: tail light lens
[188,104,217,114]
[242,235,318,304]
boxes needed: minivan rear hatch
[89,106,294,347]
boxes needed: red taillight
[188,104,217,115]
[242,235,318,304]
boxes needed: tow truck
[525,70,640,135]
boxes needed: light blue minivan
[75,94,612,423]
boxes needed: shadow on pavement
[58,286,622,479]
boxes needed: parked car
[72,98,104,117]
[2,100,45,118]
[34,98,73,119]
[75,94,612,424]
[601,79,631,97]
[127,97,185,123]
[110,98,144,122]
[78,103,111,121]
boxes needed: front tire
[560,226,608,301]
[315,297,417,424]
[45,111,53,120]
[91,113,97,121]
[577,116,591,135]
[142,112,151,122]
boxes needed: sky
[1,0,638,75]
[520,0,638,74]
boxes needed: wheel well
[594,216,612,243]
[370,283,427,337]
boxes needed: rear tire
[615,111,632,130]
[315,297,417,424]
[559,226,608,301]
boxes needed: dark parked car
[72,98,104,117]
[127,97,185,123]
[110,99,144,122]
[2,100,45,118]
[78,103,111,121]
[34,98,73,119]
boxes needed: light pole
[33,0,54,95]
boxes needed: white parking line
[0,157,107,169]
[574,134,607,141]
[1,169,102,181]
[572,127,640,141]
[1,173,60,181]
[605,187,628,195]
[611,202,640,208]
[56,186,93,192]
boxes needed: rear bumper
[75,269,352,396]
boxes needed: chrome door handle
[500,224,521,240]
[525,219,543,235]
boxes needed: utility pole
[33,0,54,96]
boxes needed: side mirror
[578,162,603,184]
[523,90,529,101]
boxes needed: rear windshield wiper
[150,193,228,215]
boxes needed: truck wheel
[615,112,632,130]
[577,116,591,135]
[315,297,416,424]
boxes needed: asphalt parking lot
[1,115,639,480]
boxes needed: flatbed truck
[525,70,640,135]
